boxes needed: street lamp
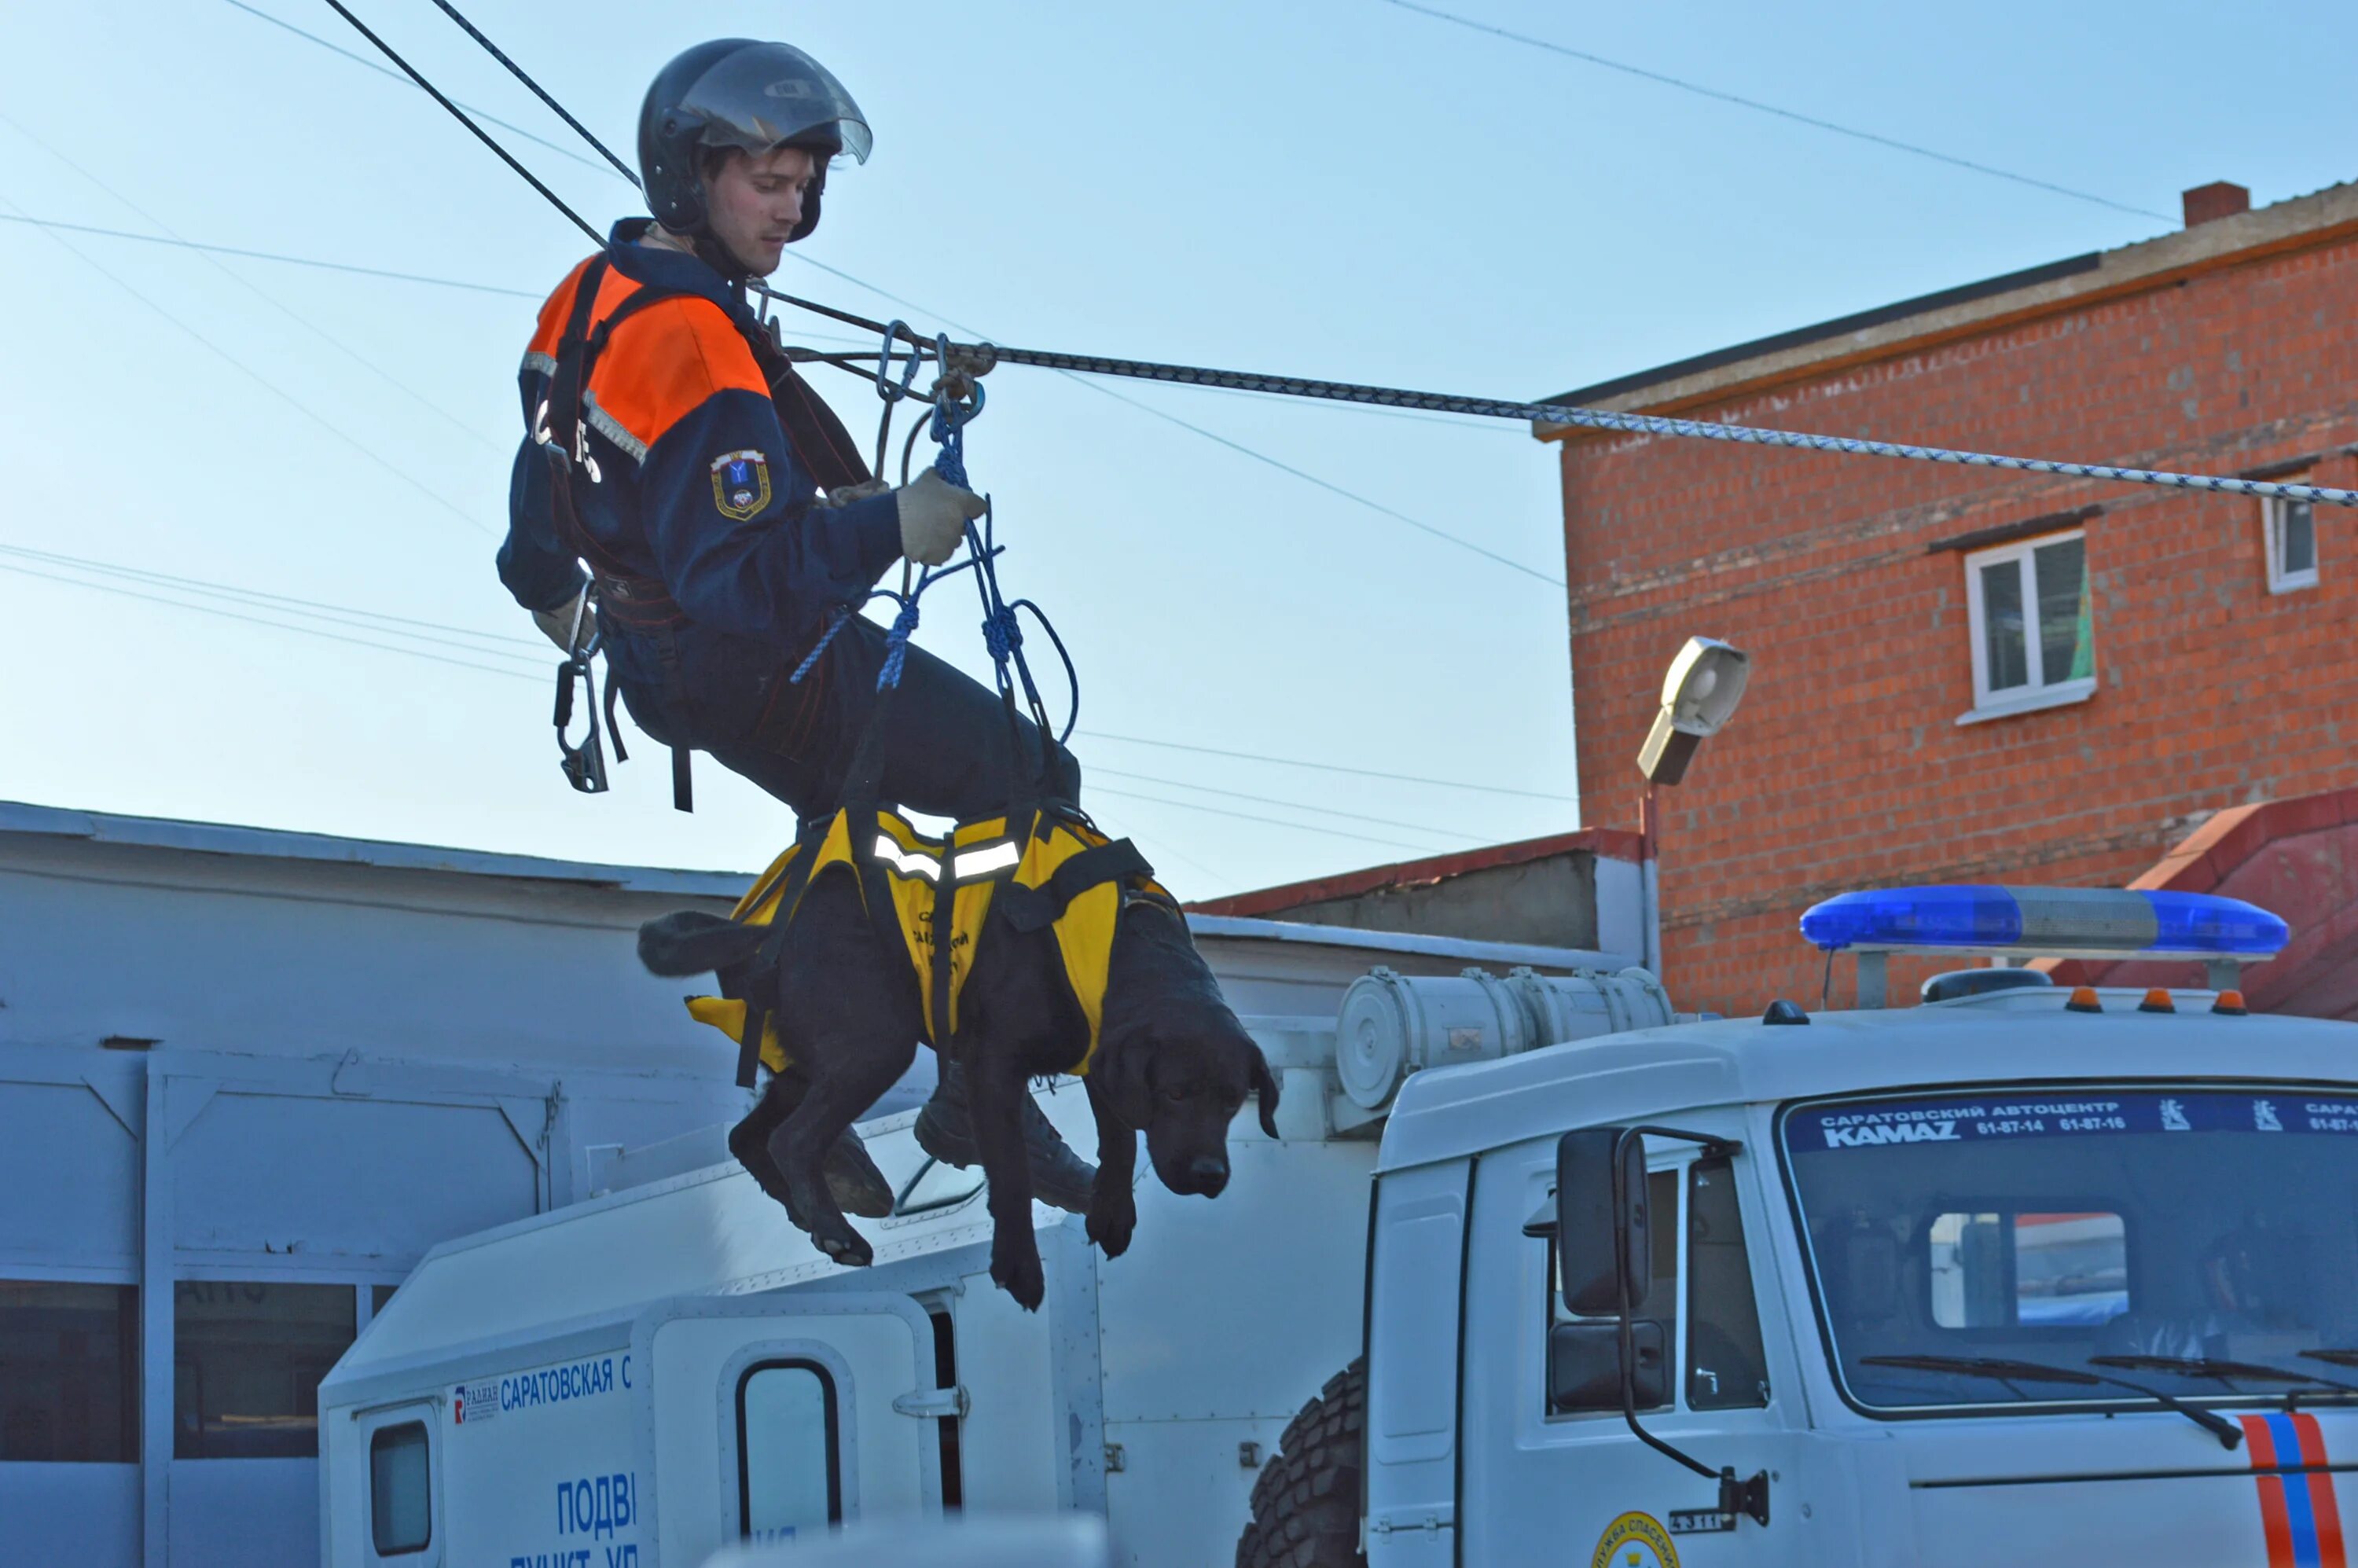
[1635,637,1750,975]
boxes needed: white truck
[321,884,2358,1568]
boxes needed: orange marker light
[2066,986,2103,1014]
[2213,990,2250,1016]
[2139,988,2176,1014]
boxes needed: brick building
[1541,179,2358,1017]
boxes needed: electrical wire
[0,109,497,451]
[1372,0,2173,223]
[1088,763,1493,841]
[0,543,547,658]
[0,214,542,296]
[219,0,617,177]
[0,187,494,536]
[1086,784,1476,855]
[0,560,541,681]
[1077,729,1576,802]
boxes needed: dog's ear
[637,910,766,977]
[1250,1047,1281,1140]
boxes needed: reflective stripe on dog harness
[687,808,1165,1083]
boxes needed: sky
[2,0,2354,898]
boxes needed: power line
[0,543,547,659]
[1372,0,2173,223]
[1089,763,1475,841]
[0,560,540,681]
[0,214,542,296]
[0,110,497,451]
[219,0,619,178]
[1077,729,1576,802]
[0,187,494,536]
[1087,784,1472,855]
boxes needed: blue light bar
[1798,885,2287,960]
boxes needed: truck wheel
[1236,1358,1365,1568]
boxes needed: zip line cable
[320,0,603,246]
[421,0,640,185]
[1087,784,1474,856]
[0,188,494,537]
[1371,0,2173,223]
[252,7,1571,581]
[221,0,613,177]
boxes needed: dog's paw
[812,1217,873,1269]
[990,1233,1046,1312]
[1085,1191,1137,1259]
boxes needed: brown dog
[639,869,1277,1310]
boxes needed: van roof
[1375,988,2358,1173]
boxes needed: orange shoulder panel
[523,255,601,363]
[585,296,771,456]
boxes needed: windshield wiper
[2095,1353,2358,1408]
[1860,1353,2242,1448]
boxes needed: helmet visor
[681,42,872,165]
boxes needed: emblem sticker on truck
[1590,1511,1680,1568]
[2242,1413,2347,1568]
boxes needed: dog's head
[1097,896,1279,1199]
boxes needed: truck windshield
[1782,1088,2358,1410]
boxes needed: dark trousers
[703,616,1078,826]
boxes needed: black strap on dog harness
[539,252,876,812]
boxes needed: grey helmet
[638,39,871,244]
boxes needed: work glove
[531,585,592,655]
[895,468,986,567]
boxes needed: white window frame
[1959,528,2096,725]
[2263,493,2320,594]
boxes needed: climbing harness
[671,380,1157,1089]
[531,252,879,810]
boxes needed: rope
[320,0,602,247]
[751,284,2358,509]
[877,597,923,691]
[421,0,644,188]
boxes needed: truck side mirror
[1556,1128,1648,1316]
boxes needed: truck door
[637,1291,948,1566]
[1458,1127,1809,1566]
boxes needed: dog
[639,858,1278,1311]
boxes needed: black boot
[914,1059,1097,1214]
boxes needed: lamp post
[1635,637,1751,977]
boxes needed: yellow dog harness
[686,806,1166,1086]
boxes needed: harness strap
[996,835,1152,933]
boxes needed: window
[174,1281,356,1458]
[1548,1169,1680,1413]
[1686,1158,1770,1409]
[1928,1210,2128,1328]
[369,1423,432,1555]
[737,1361,840,1543]
[1962,531,2095,722]
[2264,494,2319,593]
[0,1282,138,1462]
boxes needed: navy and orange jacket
[499,220,902,744]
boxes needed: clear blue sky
[2,0,2352,896]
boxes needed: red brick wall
[1560,232,2358,1018]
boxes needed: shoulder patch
[710,450,773,520]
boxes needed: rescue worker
[497,38,1095,1213]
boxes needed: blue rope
[788,604,851,685]
[877,596,923,692]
